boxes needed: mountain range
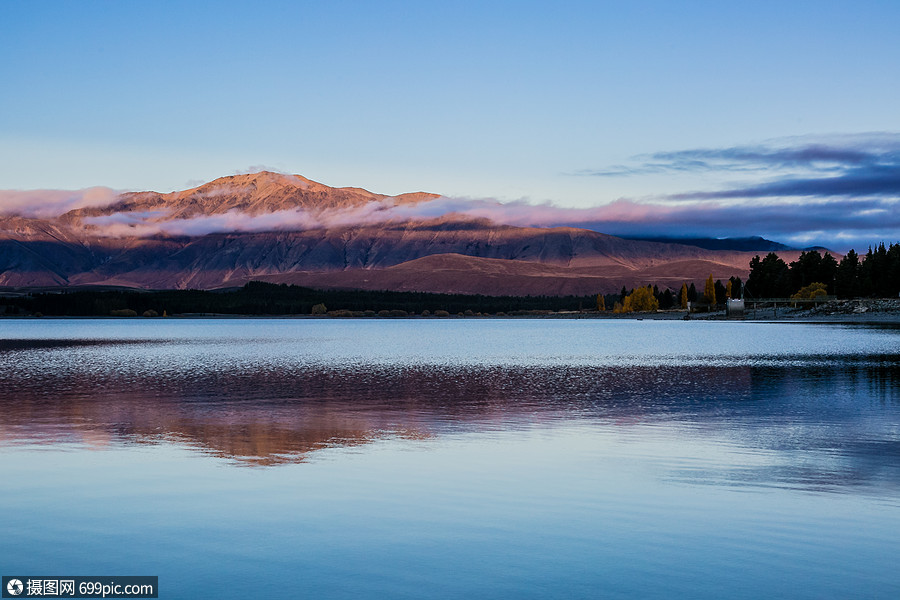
[0,172,806,295]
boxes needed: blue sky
[2,1,899,249]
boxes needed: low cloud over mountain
[574,133,900,247]
[0,187,120,218]
[5,134,899,250]
[0,171,794,294]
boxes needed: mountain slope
[64,171,440,221]
[621,235,796,252]
[247,253,765,297]
[0,172,793,294]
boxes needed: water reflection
[1,335,899,494]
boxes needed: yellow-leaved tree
[703,274,716,305]
[597,293,606,311]
[725,279,733,299]
[615,285,659,313]
[791,282,828,300]
[679,282,689,309]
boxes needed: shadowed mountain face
[0,172,792,294]
[622,236,796,252]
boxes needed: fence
[744,295,836,318]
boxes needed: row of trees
[598,241,900,313]
[11,244,898,318]
[597,275,744,313]
[746,243,900,299]
[3,282,602,317]
[597,285,676,312]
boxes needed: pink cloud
[44,189,898,251]
[387,196,685,227]
[78,195,700,238]
[81,201,405,237]
[0,187,120,218]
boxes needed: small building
[726,299,744,318]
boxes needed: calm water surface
[1,319,899,599]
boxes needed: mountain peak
[1,171,796,294]
[197,171,314,190]
[63,172,440,221]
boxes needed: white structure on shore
[726,299,745,317]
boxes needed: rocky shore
[715,298,900,323]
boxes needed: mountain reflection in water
[1,336,898,495]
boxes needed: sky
[2,0,900,250]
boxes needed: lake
[1,319,899,599]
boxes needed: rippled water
[1,319,899,599]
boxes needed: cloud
[0,187,120,218]
[557,133,900,248]
[233,165,285,175]
[667,168,900,201]
[82,200,414,237]
[579,133,900,202]
[10,135,900,251]
[82,196,698,239]
[582,133,900,176]
[554,197,900,242]
[645,144,880,173]
[76,191,897,251]
[410,196,900,249]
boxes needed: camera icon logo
[6,579,24,596]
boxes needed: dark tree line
[600,276,743,312]
[746,243,900,299]
[2,281,604,317]
[13,243,898,318]
[7,281,716,317]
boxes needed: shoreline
[3,308,900,325]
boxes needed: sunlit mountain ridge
[0,172,805,294]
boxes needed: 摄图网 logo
[6,579,24,596]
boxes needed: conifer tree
[659,288,675,309]
[835,249,860,298]
[703,274,716,305]
[747,253,791,298]
[729,276,743,299]
[714,280,726,305]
